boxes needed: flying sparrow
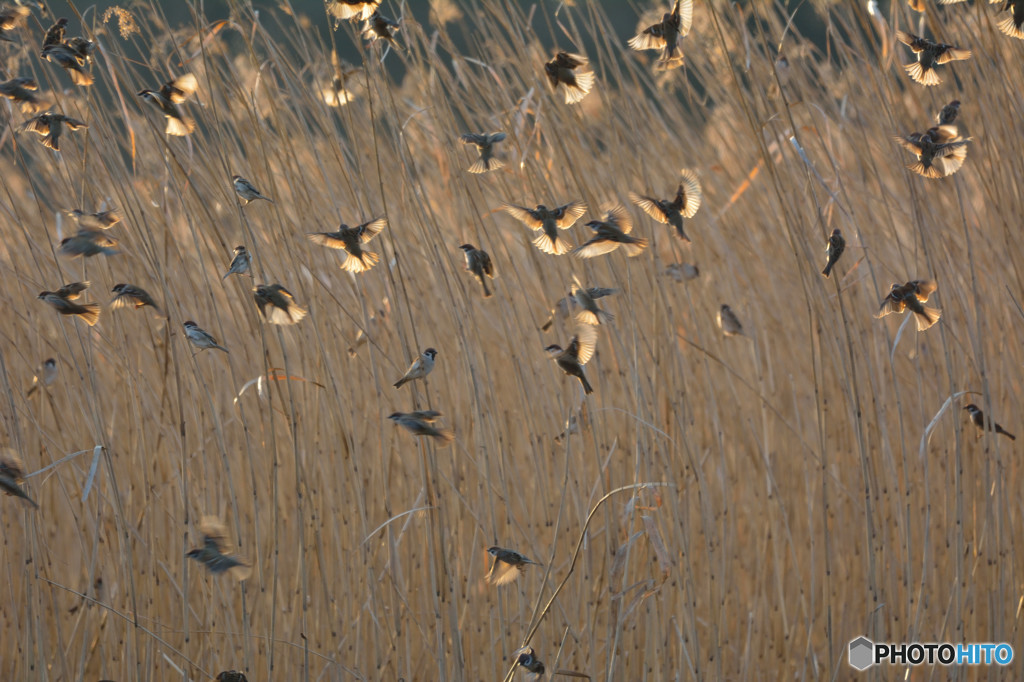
[627,0,693,71]
[821,228,845,278]
[936,99,960,126]
[0,5,29,42]
[664,262,699,282]
[896,125,971,179]
[38,286,100,325]
[570,274,614,325]
[58,230,118,257]
[363,11,400,47]
[629,168,702,242]
[41,43,93,86]
[963,404,1015,440]
[545,323,597,394]
[717,304,744,336]
[393,348,437,388]
[186,516,251,581]
[388,410,455,445]
[183,320,229,353]
[501,200,586,255]
[55,281,88,299]
[996,0,1024,39]
[64,208,122,230]
[486,546,541,585]
[40,16,65,49]
[253,284,307,325]
[67,36,94,64]
[138,74,198,136]
[232,175,273,204]
[540,284,617,331]
[875,280,941,331]
[460,132,507,174]
[326,0,381,25]
[223,245,252,279]
[0,449,38,509]
[574,205,647,259]
[307,217,386,273]
[0,77,44,113]
[26,357,57,397]
[896,30,971,86]
[544,51,595,104]
[23,111,88,150]
[111,283,164,316]
[459,244,494,298]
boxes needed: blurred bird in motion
[223,245,252,279]
[0,449,38,509]
[896,125,971,178]
[541,283,617,331]
[64,208,122,230]
[964,404,1015,440]
[629,168,702,242]
[232,175,273,204]
[138,74,197,136]
[388,410,455,445]
[717,304,744,336]
[627,0,693,71]
[0,77,44,113]
[875,280,941,331]
[41,43,92,86]
[936,100,960,125]
[486,546,541,585]
[0,5,29,42]
[40,16,65,49]
[896,30,971,86]
[326,0,381,26]
[996,0,1024,39]
[25,358,57,397]
[545,51,595,104]
[322,51,358,106]
[821,228,845,278]
[38,284,100,325]
[307,217,386,273]
[394,348,437,388]
[23,112,87,150]
[570,274,614,325]
[186,516,251,581]
[111,283,164,317]
[363,11,400,48]
[58,230,118,257]
[253,284,307,325]
[460,132,507,174]
[545,323,597,394]
[183,321,228,353]
[459,244,494,298]
[574,205,647,258]
[501,200,586,255]
[664,262,699,282]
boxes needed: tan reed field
[0,0,1022,679]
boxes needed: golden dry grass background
[1,0,1022,680]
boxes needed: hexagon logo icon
[848,636,874,671]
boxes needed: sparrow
[458,244,494,298]
[629,168,702,242]
[58,230,118,257]
[388,411,455,445]
[23,111,88,151]
[223,245,252,279]
[38,288,100,325]
[186,516,251,581]
[540,284,617,331]
[545,323,597,394]
[964,404,1015,440]
[307,217,386,273]
[501,200,586,255]
[363,11,400,47]
[64,208,122,230]
[393,348,437,388]
[875,280,941,331]
[821,228,845,278]
[0,449,38,509]
[183,320,228,353]
[0,5,29,42]
[55,281,89,299]
[896,125,971,179]
[544,51,595,104]
[514,647,546,675]
[326,0,381,25]
[573,205,647,259]
[232,175,273,204]
[895,31,971,86]
[486,546,541,586]
[570,274,614,325]
[936,99,961,126]
[67,36,94,63]
[717,304,744,336]
[40,15,65,48]
[0,77,44,113]
[996,0,1024,39]
[215,672,249,682]
[111,283,163,316]
[664,262,699,282]
[26,358,57,397]
[627,0,693,71]
[138,74,198,136]
[41,43,93,86]
[253,284,308,325]
[460,132,507,174]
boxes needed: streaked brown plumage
[138,74,197,136]
[895,30,971,86]
[460,132,507,174]
[253,284,307,325]
[875,280,941,331]
[388,411,455,445]
[545,324,597,394]
[23,111,88,150]
[38,286,100,325]
[896,125,971,178]
[459,244,494,298]
[0,449,38,509]
[629,168,702,242]
[627,0,693,71]
[308,217,386,273]
[544,51,595,104]
[574,205,647,258]
[501,200,586,255]
[186,516,251,581]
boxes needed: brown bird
[627,0,693,71]
[388,410,455,445]
[327,0,381,25]
[0,5,29,42]
[501,200,586,255]
[545,324,597,394]
[821,228,845,278]
[138,74,197,136]
[0,77,44,113]
[540,284,617,331]
[544,51,595,104]
[896,125,971,179]
[875,280,941,331]
[362,11,400,47]
[41,43,93,86]
[717,304,745,336]
[58,230,118,257]
[0,449,38,509]
[460,132,507,174]
[307,217,386,273]
[253,284,307,325]
[186,516,251,581]
[570,274,614,325]
[629,168,702,242]
[459,244,494,298]
[55,281,89,299]
[963,404,1015,440]
[486,546,541,585]
[996,0,1024,39]
[895,30,971,86]
[936,100,960,126]
[67,36,94,64]
[574,205,647,259]
[110,283,163,316]
[40,16,65,49]
[22,111,88,151]
[223,245,252,279]
[38,286,100,325]
[65,208,122,230]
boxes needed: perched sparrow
[326,0,381,25]
[717,304,744,336]
[40,16,65,49]
[875,280,941,331]
[38,287,100,325]
[996,0,1024,39]
[629,168,702,242]
[514,647,546,675]
[64,208,122,230]
[393,348,437,388]
[896,30,971,86]
[0,449,38,509]
[821,228,845,278]
[363,11,400,47]
[936,100,961,126]
[0,5,30,42]
[896,126,971,179]
[0,77,43,113]
[545,324,597,394]
[138,74,198,136]
[215,672,249,682]
[58,230,118,257]
[501,200,586,255]
[186,516,251,581]
[963,404,1016,440]
[232,175,273,204]
[388,411,455,445]
[223,245,252,279]
[25,358,57,397]
[627,0,693,71]
[23,111,88,151]
[460,132,507,174]
[183,320,228,353]
[253,284,308,325]
[111,283,163,316]
[544,52,595,105]
[574,205,647,259]
[571,274,614,325]
[486,546,541,585]
[307,217,386,273]
[664,262,699,282]
[41,43,93,86]
[458,244,494,298]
